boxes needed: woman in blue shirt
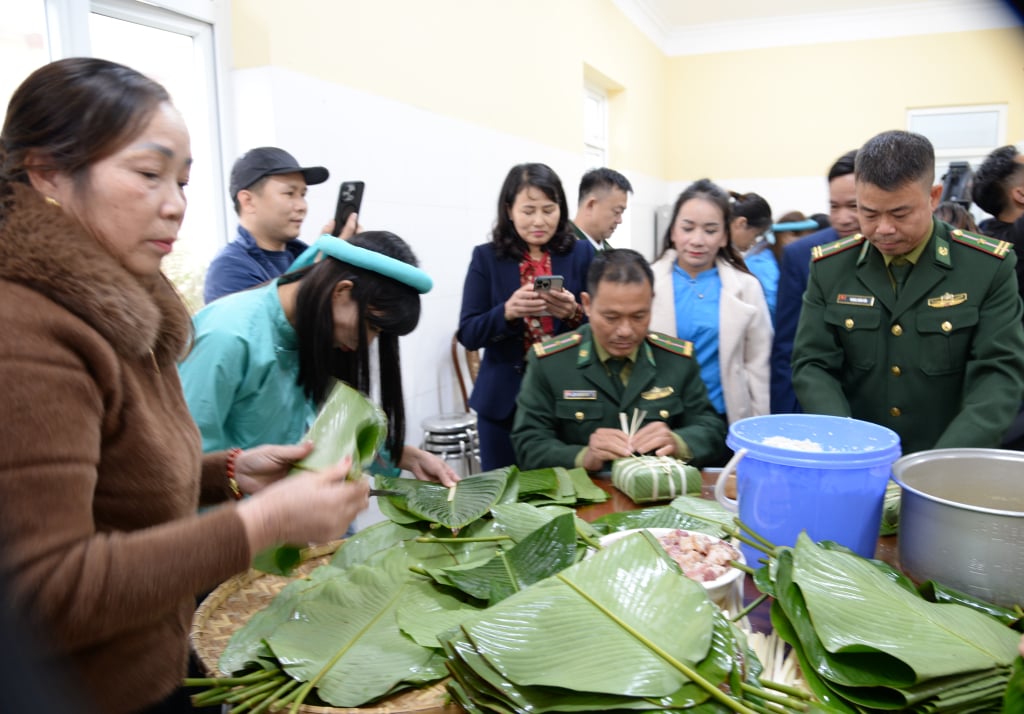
[650,179,772,429]
[180,231,458,486]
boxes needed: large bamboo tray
[190,541,463,714]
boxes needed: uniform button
[891,324,903,336]
[659,409,669,418]
[890,407,901,417]
[941,321,952,333]
[575,411,584,421]
[890,365,901,376]
[844,318,854,329]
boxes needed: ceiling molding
[612,0,1022,56]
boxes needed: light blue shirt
[743,244,779,321]
[672,264,725,414]
[179,281,315,452]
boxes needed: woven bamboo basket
[190,541,463,714]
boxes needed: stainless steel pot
[891,448,1024,608]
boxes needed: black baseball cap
[229,147,329,199]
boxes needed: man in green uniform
[792,130,1024,454]
[511,249,726,471]
[571,168,632,252]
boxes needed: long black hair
[285,231,421,457]
[660,178,750,275]
[491,163,575,261]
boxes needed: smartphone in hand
[533,275,564,316]
[533,275,564,293]
[330,181,365,237]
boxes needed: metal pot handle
[714,448,748,513]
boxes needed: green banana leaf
[425,512,579,604]
[790,534,1020,682]
[376,469,510,530]
[395,578,483,648]
[879,479,901,536]
[590,503,730,538]
[252,382,387,574]
[219,563,348,674]
[265,553,442,708]
[771,536,1020,713]
[513,467,560,495]
[565,466,610,502]
[291,381,387,473]
[457,531,715,697]
[328,519,427,569]
[1004,658,1024,714]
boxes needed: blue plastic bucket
[717,414,901,564]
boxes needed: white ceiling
[612,0,1022,55]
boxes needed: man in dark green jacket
[793,130,1024,454]
[511,249,726,471]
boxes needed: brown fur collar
[0,183,191,364]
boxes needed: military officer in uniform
[792,130,1024,454]
[511,249,726,471]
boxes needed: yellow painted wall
[231,0,668,177]
[232,1,1023,182]
[668,28,1024,178]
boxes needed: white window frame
[583,85,608,168]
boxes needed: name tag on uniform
[927,292,967,308]
[836,293,875,307]
[563,390,597,400]
[641,386,674,400]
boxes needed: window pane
[909,109,1002,151]
[0,1,50,109]
[88,11,217,311]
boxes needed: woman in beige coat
[650,179,772,427]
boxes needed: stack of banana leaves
[186,468,782,713]
[755,533,1024,714]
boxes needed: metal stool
[420,412,480,477]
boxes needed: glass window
[1,1,50,108]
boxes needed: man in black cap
[203,147,334,303]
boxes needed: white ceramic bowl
[598,528,746,612]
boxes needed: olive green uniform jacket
[511,324,727,470]
[792,219,1024,454]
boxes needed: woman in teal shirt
[180,231,458,485]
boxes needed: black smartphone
[533,275,564,293]
[330,180,365,236]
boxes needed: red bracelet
[226,447,243,500]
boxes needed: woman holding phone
[458,163,594,470]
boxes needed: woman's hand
[539,288,579,320]
[399,445,460,487]
[233,441,314,494]
[236,455,370,553]
[504,283,546,320]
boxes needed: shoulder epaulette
[950,229,1012,259]
[646,332,693,358]
[532,332,581,358]
[811,234,865,262]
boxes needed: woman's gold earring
[45,196,61,207]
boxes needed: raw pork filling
[656,529,740,582]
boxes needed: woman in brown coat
[0,58,370,714]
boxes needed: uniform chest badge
[927,292,967,308]
[641,386,674,400]
[836,294,875,307]
[563,389,597,400]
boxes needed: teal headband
[773,219,820,232]
[290,234,433,294]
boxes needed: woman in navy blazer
[458,163,595,469]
